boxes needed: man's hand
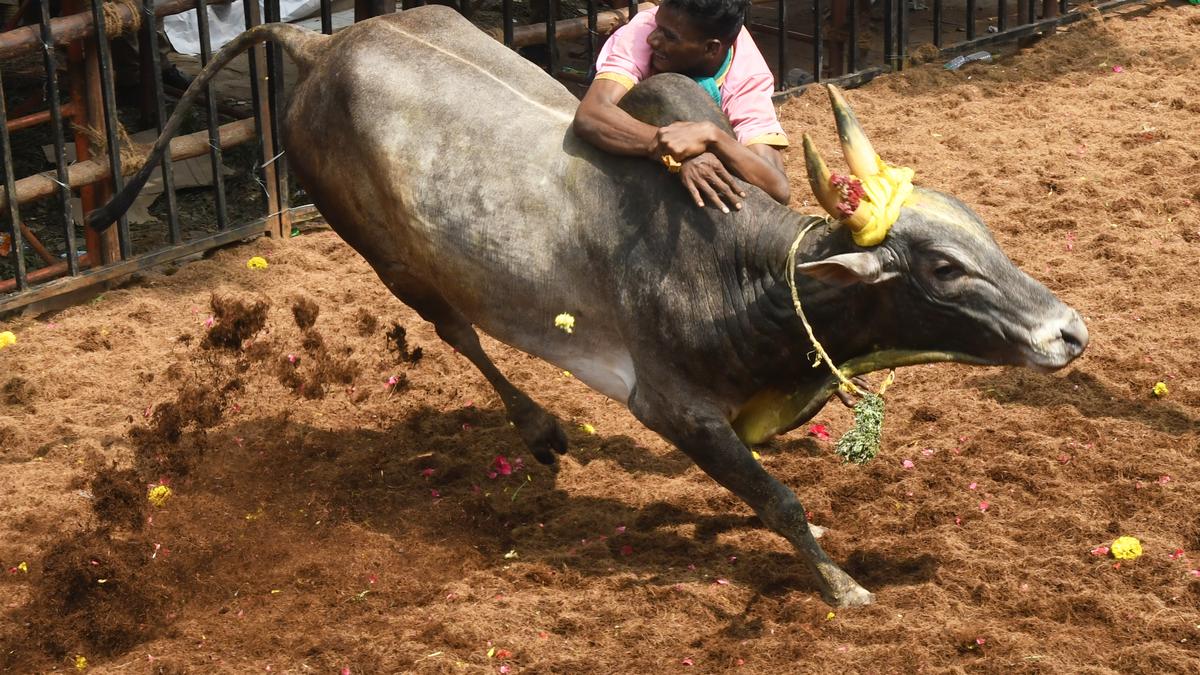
[679,152,747,213]
[653,121,718,163]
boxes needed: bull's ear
[795,252,898,286]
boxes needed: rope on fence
[96,0,143,38]
[73,120,152,175]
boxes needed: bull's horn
[828,85,880,179]
[803,134,870,231]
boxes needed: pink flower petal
[1169,548,1185,560]
[1112,65,1124,73]
[975,637,986,646]
[921,448,934,456]
[1190,569,1200,577]
[614,525,626,534]
[1158,475,1171,485]
[681,658,694,666]
[954,516,962,526]
[493,456,513,476]
[808,424,831,440]
[715,578,730,585]
[968,482,977,490]
[1090,545,1110,557]
[420,468,435,478]
[978,500,989,512]
[902,459,915,469]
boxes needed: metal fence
[0,0,1145,315]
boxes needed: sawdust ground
[1,2,1199,672]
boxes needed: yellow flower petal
[580,422,596,435]
[825,611,836,621]
[0,331,16,349]
[17,561,28,573]
[246,256,269,270]
[1111,536,1142,560]
[751,450,762,461]
[554,313,575,334]
[74,655,88,670]
[147,484,173,507]
[1152,382,1169,398]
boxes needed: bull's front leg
[629,383,873,607]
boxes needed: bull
[88,6,1087,607]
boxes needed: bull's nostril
[1059,313,1089,354]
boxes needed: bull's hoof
[826,583,875,608]
[514,409,568,466]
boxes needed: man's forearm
[572,102,660,158]
[707,133,790,204]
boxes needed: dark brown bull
[88,7,1087,606]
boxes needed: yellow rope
[784,218,894,399]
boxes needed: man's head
[647,0,750,77]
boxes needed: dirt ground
[2,2,1199,672]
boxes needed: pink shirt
[594,6,788,147]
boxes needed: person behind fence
[572,0,790,212]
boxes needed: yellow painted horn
[803,134,871,232]
[828,85,881,179]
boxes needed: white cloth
[163,0,322,56]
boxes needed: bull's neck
[736,207,886,381]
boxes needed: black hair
[662,0,750,43]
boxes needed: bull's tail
[85,22,326,231]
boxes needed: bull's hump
[365,7,576,124]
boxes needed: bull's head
[796,85,1087,373]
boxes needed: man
[572,0,790,213]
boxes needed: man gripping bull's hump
[572,0,790,212]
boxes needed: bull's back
[284,7,638,398]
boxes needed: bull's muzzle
[1027,307,1089,370]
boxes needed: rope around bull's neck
[784,218,865,398]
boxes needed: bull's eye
[932,262,964,282]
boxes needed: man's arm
[572,79,659,158]
[656,121,790,205]
[575,83,790,208]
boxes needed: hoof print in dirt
[385,322,424,364]
[354,307,379,336]
[291,296,320,330]
[3,376,36,405]
[90,466,147,532]
[77,327,113,352]
[203,294,269,350]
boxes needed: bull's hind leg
[629,383,872,607]
[380,274,568,465]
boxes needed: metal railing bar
[999,0,1008,31]
[849,0,859,72]
[320,0,333,34]
[38,0,79,276]
[812,0,822,81]
[195,0,229,230]
[502,0,513,46]
[87,0,131,259]
[777,0,787,90]
[0,70,28,292]
[585,0,596,69]
[265,0,291,234]
[966,0,976,39]
[883,0,894,69]
[933,0,943,46]
[142,0,182,245]
[545,0,557,75]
